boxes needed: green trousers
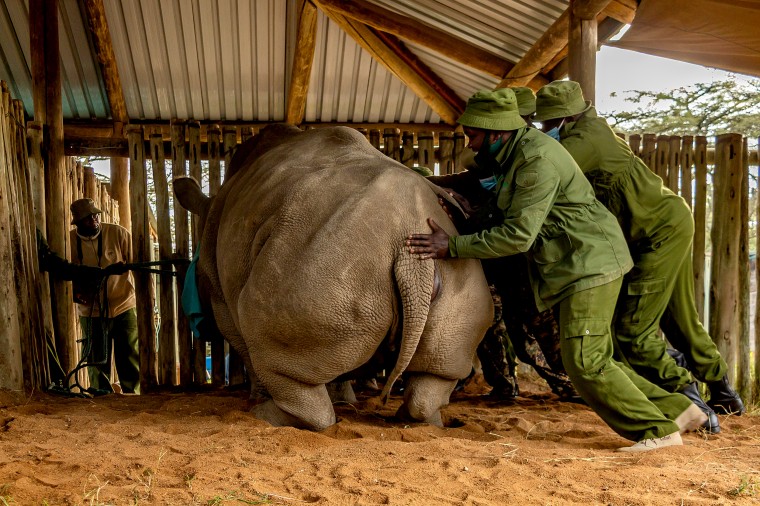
[615,214,726,391]
[559,279,688,441]
[81,307,140,394]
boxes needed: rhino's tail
[379,249,435,403]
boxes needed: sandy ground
[0,376,758,506]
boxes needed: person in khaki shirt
[69,198,139,394]
[407,88,706,452]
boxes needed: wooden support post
[628,134,641,158]
[83,165,97,199]
[369,129,381,151]
[755,138,760,404]
[737,138,751,403]
[693,136,708,320]
[31,0,76,379]
[188,122,202,255]
[680,136,694,209]
[150,132,177,387]
[171,121,193,387]
[667,136,681,193]
[401,131,415,168]
[568,0,598,102]
[383,128,401,162]
[655,135,670,184]
[417,131,434,172]
[111,157,130,230]
[127,125,157,391]
[641,134,656,172]
[438,132,454,175]
[207,124,221,196]
[453,132,465,172]
[223,126,238,180]
[709,133,743,381]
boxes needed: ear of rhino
[173,176,211,217]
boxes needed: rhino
[173,124,492,431]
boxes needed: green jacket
[559,107,692,251]
[449,127,633,311]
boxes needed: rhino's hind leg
[251,377,337,431]
[395,374,457,427]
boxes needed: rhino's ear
[173,176,210,216]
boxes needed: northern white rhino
[174,124,492,430]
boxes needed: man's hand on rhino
[406,218,450,259]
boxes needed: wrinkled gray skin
[174,124,492,431]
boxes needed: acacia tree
[606,78,760,137]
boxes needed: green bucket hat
[534,80,592,122]
[512,87,536,117]
[457,88,526,131]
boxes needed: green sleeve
[449,156,560,259]
[561,132,599,174]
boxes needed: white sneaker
[674,404,708,433]
[616,432,683,452]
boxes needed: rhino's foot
[395,402,443,427]
[397,374,457,427]
[326,380,357,404]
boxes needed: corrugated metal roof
[1,0,573,124]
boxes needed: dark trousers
[81,307,140,393]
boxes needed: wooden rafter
[82,0,128,132]
[498,0,633,89]
[316,4,461,125]
[286,0,319,125]
[314,0,516,79]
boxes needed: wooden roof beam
[286,0,319,125]
[317,5,461,125]
[82,0,128,133]
[497,0,615,89]
[315,0,515,80]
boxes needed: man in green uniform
[431,87,576,400]
[534,81,745,434]
[407,88,707,452]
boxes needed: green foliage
[606,78,760,137]
[728,476,757,497]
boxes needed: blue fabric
[182,248,204,339]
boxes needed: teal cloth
[182,248,204,339]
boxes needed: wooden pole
[383,128,401,162]
[369,129,381,151]
[655,135,670,184]
[128,125,156,391]
[693,136,708,321]
[755,138,760,404]
[709,133,743,381]
[568,0,598,102]
[83,165,97,199]
[222,126,238,181]
[401,131,415,168]
[680,136,694,209]
[150,132,177,387]
[453,132,465,173]
[207,124,221,196]
[111,157,130,230]
[667,136,681,194]
[737,137,751,403]
[641,134,656,172]
[188,121,202,255]
[171,121,193,387]
[628,134,641,158]
[417,131,434,172]
[438,132,454,176]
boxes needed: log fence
[1,83,760,404]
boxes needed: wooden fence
[1,86,760,403]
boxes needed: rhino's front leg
[251,374,337,431]
[395,373,457,427]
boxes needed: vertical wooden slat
[438,132,454,175]
[128,125,156,391]
[755,138,760,404]
[223,126,238,183]
[171,121,193,387]
[667,136,681,193]
[151,132,177,387]
[83,164,97,199]
[641,133,657,172]
[737,137,751,403]
[453,131,465,173]
[418,131,434,172]
[208,124,222,196]
[628,134,641,158]
[383,128,401,162]
[680,136,694,209]
[693,136,708,320]
[369,129,381,151]
[188,121,202,255]
[709,133,743,382]
[401,131,415,168]
[241,127,254,143]
[655,135,670,183]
